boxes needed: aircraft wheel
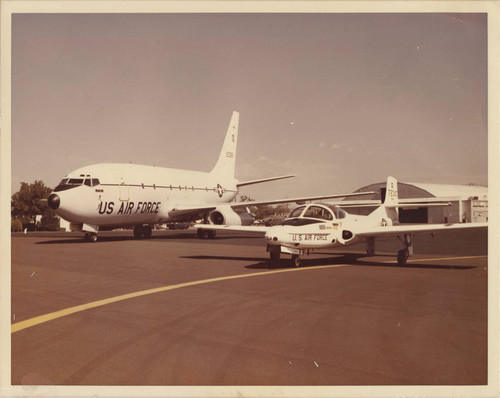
[207,230,216,239]
[143,226,152,239]
[291,254,301,268]
[197,228,206,239]
[366,238,376,256]
[133,226,143,239]
[269,250,280,268]
[84,233,90,242]
[88,233,98,243]
[397,249,408,266]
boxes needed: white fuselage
[52,163,238,228]
[263,203,395,254]
[265,214,370,251]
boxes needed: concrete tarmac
[11,229,488,386]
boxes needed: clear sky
[11,12,488,200]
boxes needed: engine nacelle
[209,207,255,226]
[337,229,355,245]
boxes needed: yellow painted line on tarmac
[12,263,351,334]
[384,255,488,264]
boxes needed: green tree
[239,195,254,202]
[275,204,290,216]
[40,208,60,231]
[11,219,23,232]
[11,180,53,226]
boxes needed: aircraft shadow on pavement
[354,259,477,271]
[36,236,132,244]
[35,232,262,245]
[181,253,478,270]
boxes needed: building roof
[350,181,488,201]
[405,182,487,200]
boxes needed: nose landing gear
[291,254,301,268]
[84,232,98,242]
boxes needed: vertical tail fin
[384,176,399,207]
[210,111,239,179]
[369,176,399,223]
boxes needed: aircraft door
[119,179,129,202]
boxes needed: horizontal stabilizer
[236,174,296,188]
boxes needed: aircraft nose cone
[47,193,60,210]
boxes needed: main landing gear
[84,232,98,242]
[397,234,414,266]
[268,246,281,268]
[197,228,216,239]
[366,237,376,257]
[134,225,153,239]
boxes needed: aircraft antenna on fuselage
[210,111,239,180]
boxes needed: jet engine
[209,206,255,226]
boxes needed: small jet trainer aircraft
[196,176,488,266]
[47,111,371,242]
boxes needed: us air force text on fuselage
[98,201,161,215]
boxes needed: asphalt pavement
[11,228,488,386]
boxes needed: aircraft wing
[168,207,217,220]
[353,222,487,239]
[236,174,296,187]
[229,191,375,209]
[339,198,453,209]
[168,191,375,219]
[195,224,270,233]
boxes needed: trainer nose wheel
[291,254,301,267]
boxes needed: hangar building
[341,181,487,224]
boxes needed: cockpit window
[288,206,306,218]
[55,176,100,191]
[303,206,333,220]
[83,178,100,187]
[336,208,346,219]
[282,218,323,226]
[322,204,347,219]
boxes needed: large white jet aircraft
[196,176,488,266]
[47,111,371,242]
